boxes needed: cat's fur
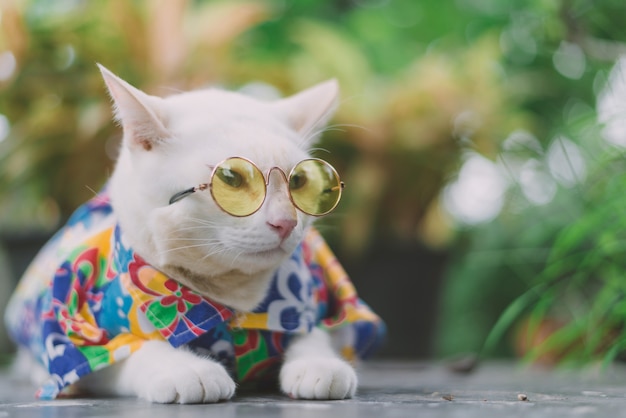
[19,66,359,403]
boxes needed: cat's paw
[138,357,236,404]
[279,357,357,400]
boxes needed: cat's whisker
[201,245,231,261]
[183,217,221,227]
[186,216,220,223]
[170,226,217,234]
[228,249,245,269]
[308,147,331,155]
[299,126,337,148]
[170,219,221,234]
[300,126,332,145]
[161,237,221,243]
[299,123,370,149]
[298,96,348,145]
[157,242,217,255]
[84,185,100,198]
[179,220,219,227]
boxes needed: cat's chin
[243,247,287,260]
[231,248,291,275]
[234,238,301,268]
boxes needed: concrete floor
[2,360,626,417]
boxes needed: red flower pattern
[160,279,202,313]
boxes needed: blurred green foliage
[434,0,626,364]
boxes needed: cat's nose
[267,219,297,240]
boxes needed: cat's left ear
[273,79,339,144]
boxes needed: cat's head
[99,64,339,310]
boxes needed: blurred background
[2,0,626,369]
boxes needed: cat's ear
[274,79,339,143]
[97,63,169,151]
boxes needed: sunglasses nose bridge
[265,166,290,189]
[265,166,299,209]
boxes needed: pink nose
[267,219,297,240]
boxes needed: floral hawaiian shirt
[4,191,385,399]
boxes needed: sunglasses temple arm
[169,187,198,205]
[327,182,345,193]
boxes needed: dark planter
[341,239,448,359]
[0,230,53,355]
[1,230,53,285]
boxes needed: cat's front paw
[279,357,357,400]
[139,358,236,404]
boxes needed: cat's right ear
[97,63,169,151]
[273,79,339,145]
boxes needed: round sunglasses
[168,157,344,217]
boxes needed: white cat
[4,65,384,403]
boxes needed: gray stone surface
[2,360,626,417]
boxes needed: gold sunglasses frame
[168,156,345,217]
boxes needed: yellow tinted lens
[211,158,265,216]
[289,159,342,215]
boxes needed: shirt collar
[113,225,318,347]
